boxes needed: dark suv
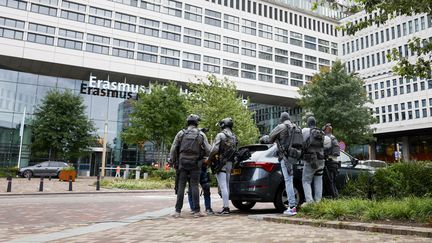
[230,144,386,212]
[18,161,69,178]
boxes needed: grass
[100,178,174,190]
[298,197,432,225]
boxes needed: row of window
[367,80,432,100]
[0,17,334,73]
[342,15,432,55]
[366,77,428,92]
[346,37,432,73]
[375,98,432,115]
[376,108,432,124]
[204,0,338,37]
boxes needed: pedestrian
[115,165,121,178]
[269,112,303,216]
[170,114,211,218]
[209,117,237,215]
[301,116,325,204]
[164,163,170,171]
[322,123,341,198]
[187,162,214,215]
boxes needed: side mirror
[351,158,359,167]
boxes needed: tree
[31,90,95,160]
[187,75,259,146]
[122,82,188,163]
[316,0,432,79]
[299,61,376,145]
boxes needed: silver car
[19,161,69,178]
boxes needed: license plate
[231,168,241,175]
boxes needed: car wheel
[23,170,32,179]
[231,200,256,211]
[274,185,304,212]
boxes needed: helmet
[306,116,316,128]
[279,112,290,123]
[259,135,270,144]
[186,114,200,126]
[219,117,233,129]
[322,123,333,133]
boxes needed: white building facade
[340,12,432,161]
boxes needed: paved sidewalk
[0,177,157,195]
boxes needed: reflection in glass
[0,69,18,82]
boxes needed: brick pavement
[60,214,430,243]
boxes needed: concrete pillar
[368,142,376,160]
[402,136,410,162]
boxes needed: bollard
[143,172,148,180]
[135,166,141,180]
[49,176,51,181]
[6,176,12,192]
[96,175,100,191]
[39,177,44,192]
[28,175,31,181]
[68,176,72,191]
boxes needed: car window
[39,162,49,167]
[337,151,352,165]
[48,162,57,167]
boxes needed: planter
[59,170,77,182]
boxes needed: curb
[248,215,432,238]
[0,189,173,197]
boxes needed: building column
[402,136,410,162]
[368,142,376,160]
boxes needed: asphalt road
[1,192,429,242]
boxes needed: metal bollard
[28,175,31,181]
[68,176,72,191]
[6,176,12,192]
[39,177,44,192]
[96,175,100,191]
[49,176,52,181]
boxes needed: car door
[335,151,356,189]
[34,162,50,176]
[48,162,60,176]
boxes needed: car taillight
[243,162,275,172]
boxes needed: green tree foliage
[122,82,187,154]
[316,0,432,79]
[31,90,95,160]
[186,75,259,146]
[299,61,375,145]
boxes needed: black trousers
[323,160,339,198]
[175,167,200,213]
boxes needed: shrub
[341,161,432,200]
[151,169,176,180]
[0,167,19,177]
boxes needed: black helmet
[307,116,316,128]
[219,117,233,129]
[279,112,290,123]
[186,114,200,126]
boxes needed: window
[137,52,157,63]
[139,26,159,37]
[185,4,202,22]
[86,43,109,55]
[28,23,55,35]
[223,14,239,32]
[87,34,110,45]
[275,27,288,43]
[0,17,24,29]
[114,21,136,32]
[205,9,221,27]
[223,36,239,54]
[89,7,112,18]
[58,38,82,50]
[58,29,83,39]
[182,52,200,70]
[27,33,54,45]
[115,12,136,23]
[113,39,135,49]
[241,40,256,57]
[183,28,201,46]
[0,0,27,10]
[203,55,220,73]
[0,27,23,40]
[161,47,180,57]
[31,4,57,16]
[141,1,160,12]
[242,18,256,36]
[111,0,138,7]
[88,16,111,28]
[258,23,272,39]
[112,48,134,59]
[62,0,86,12]
[160,57,179,66]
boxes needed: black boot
[218,207,230,215]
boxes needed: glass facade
[0,68,155,173]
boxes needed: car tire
[231,200,256,211]
[23,170,32,179]
[273,185,304,213]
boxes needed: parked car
[230,144,386,212]
[18,161,69,178]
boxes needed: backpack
[305,127,324,151]
[220,131,237,162]
[330,135,340,157]
[179,128,203,169]
[278,124,304,160]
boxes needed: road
[0,191,429,242]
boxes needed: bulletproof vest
[329,135,340,157]
[179,128,203,161]
[219,131,237,162]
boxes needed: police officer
[170,114,211,218]
[322,123,341,198]
[269,112,298,216]
[209,117,237,215]
[301,116,325,204]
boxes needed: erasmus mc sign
[80,75,148,99]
